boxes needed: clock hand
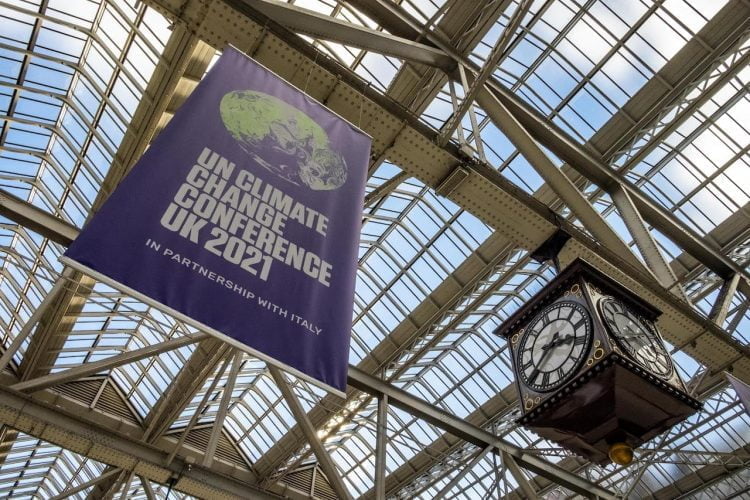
[541,331,560,351]
[530,333,576,384]
[542,333,575,351]
[532,337,564,381]
[529,348,555,383]
[556,334,575,346]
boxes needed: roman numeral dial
[599,297,673,379]
[517,301,592,392]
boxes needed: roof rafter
[0,384,276,499]
[15,22,202,383]
[252,0,750,294]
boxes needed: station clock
[495,259,701,464]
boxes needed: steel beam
[11,333,208,393]
[364,171,410,208]
[433,446,492,499]
[347,366,614,499]
[253,233,517,482]
[49,467,122,500]
[374,394,388,500]
[0,385,278,499]
[85,467,123,500]
[117,470,136,500]
[710,273,741,326]
[611,186,687,300]
[482,80,750,290]
[343,0,424,41]
[269,365,354,500]
[166,351,233,465]
[140,477,157,500]
[0,275,70,373]
[644,443,750,499]
[142,337,229,443]
[242,0,454,69]
[203,350,242,468]
[438,0,531,144]
[0,189,79,247]
[475,82,645,273]
[503,452,539,500]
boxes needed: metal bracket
[435,165,470,197]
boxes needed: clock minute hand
[529,347,555,383]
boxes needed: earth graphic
[220,90,347,190]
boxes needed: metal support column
[475,84,645,273]
[375,394,388,500]
[269,365,354,500]
[0,273,71,373]
[686,273,743,383]
[117,469,135,500]
[612,186,688,301]
[434,445,492,499]
[203,349,242,468]
[456,65,487,160]
[0,189,79,246]
[140,476,156,500]
[49,467,122,500]
[438,0,532,144]
[710,273,741,326]
[11,333,208,392]
[167,351,232,465]
[502,452,540,500]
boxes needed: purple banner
[63,47,370,394]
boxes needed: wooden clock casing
[495,259,701,464]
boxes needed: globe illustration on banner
[220,90,347,190]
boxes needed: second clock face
[517,301,592,392]
[599,296,673,379]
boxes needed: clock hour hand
[541,331,560,351]
[542,333,575,351]
[530,332,576,384]
[533,333,569,375]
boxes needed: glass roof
[0,0,748,498]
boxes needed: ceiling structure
[0,0,748,498]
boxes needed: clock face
[599,297,673,379]
[517,301,592,392]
